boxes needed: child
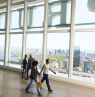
[25,60,41,96]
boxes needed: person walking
[25,60,41,96]
[40,59,56,92]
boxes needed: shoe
[38,94,42,96]
[25,78,29,80]
[25,89,29,93]
[48,90,53,92]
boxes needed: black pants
[27,67,30,79]
[22,67,26,78]
[41,74,51,91]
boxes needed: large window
[26,34,43,64]
[73,32,95,82]
[0,35,5,65]
[8,34,22,68]
[47,33,69,77]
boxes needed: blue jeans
[25,78,41,95]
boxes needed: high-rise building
[73,46,80,68]
[64,59,68,71]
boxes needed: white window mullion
[42,0,48,64]
[68,0,76,78]
[4,0,11,66]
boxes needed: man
[21,54,28,78]
[40,59,56,92]
[27,54,34,79]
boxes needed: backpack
[30,66,38,80]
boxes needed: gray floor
[0,69,95,97]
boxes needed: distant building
[84,61,92,73]
[64,59,68,70]
[73,46,80,68]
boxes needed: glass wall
[73,0,95,84]
[11,0,24,32]
[1,0,95,85]
[0,2,6,66]
[28,6,44,28]
[8,34,22,68]
[73,32,95,83]
[48,0,71,28]
[47,33,69,77]
[7,0,24,68]
[75,0,95,28]
[26,33,43,68]
[11,10,23,29]
[27,1,44,31]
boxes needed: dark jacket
[22,58,27,68]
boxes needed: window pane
[0,13,5,30]
[47,33,69,78]
[11,3,24,32]
[75,0,95,24]
[48,1,71,27]
[28,6,44,27]
[26,34,43,66]
[73,32,95,84]
[51,3,61,12]
[52,15,61,26]
[11,11,19,29]
[9,34,22,68]
[0,35,5,65]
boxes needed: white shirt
[43,63,50,74]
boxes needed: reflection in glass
[48,1,71,27]
[51,3,61,12]
[47,33,69,77]
[52,15,60,26]
[28,6,44,27]
[11,10,23,29]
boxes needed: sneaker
[48,90,53,92]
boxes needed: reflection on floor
[0,69,95,97]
